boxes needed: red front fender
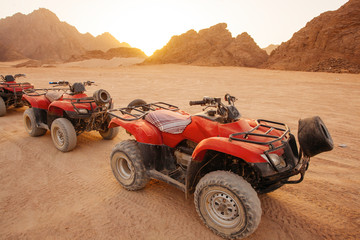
[109,118,163,145]
[192,137,268,163]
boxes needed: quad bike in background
[22,80,119,152]
[0,74,34,116]
[107,94,333,239]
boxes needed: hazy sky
[0,0,348,55]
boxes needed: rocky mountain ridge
[144,23,268,67]
[0,8,129,62]
[265,0,360,73]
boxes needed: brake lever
[202,105,217,111]
[84,81,96,86]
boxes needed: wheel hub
[204,188,245,229]
[211,192,238,221]
[25,116,32,130]
[117,157,132,180]
[55,127,65,146]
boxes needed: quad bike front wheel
[110,140,149,190]
[51,118,77,152]
[194,171,262,239]
[0,97,6,116]
[23,108,47,137]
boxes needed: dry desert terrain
[0,60,359,240]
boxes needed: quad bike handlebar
[49,80,69,86]
[49,80,95,87]
[190,94,240,123]
[189,94,237,106]
[189,97,221,106]
[1,74,26,82]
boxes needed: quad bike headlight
[78,108,89,114]
[261,154,286,168]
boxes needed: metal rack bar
[108,102,179,121]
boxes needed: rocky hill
[0,8,129,62]
[67,47,147,62]
[79,32,130,52]
[265,0,360,73]
[0,42,25,61]
[144,23,268,67]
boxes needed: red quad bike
[0,74,34,116]
[22,80,119,152]
[107,94,333,239]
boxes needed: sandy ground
[0,61,359,240]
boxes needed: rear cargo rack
[108,102,179,121]
[23,88,68,96]
[0,82,33,88]
[1,82,34,101]
[229,119,290,172]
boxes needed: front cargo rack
[108,102,179,121]
[62,96,105,115]
[229,119,291,172]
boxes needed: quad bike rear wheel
[99,117,119,140]
[0,97,6,116]
[51,118,77,152]
[194,171,262,239]
[23,108,47,137]
[110,140,149,190]
[126,99,148,113]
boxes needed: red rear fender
[109,118,163,145]
[22,94,50,110]
[192,137,267,163]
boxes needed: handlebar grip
[189,100,206,106]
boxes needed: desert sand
[0,60,359,240]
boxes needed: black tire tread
[110,140,149,190]
[51,118,77,152]
[126,99,148,112]
[23,108,47,137]
[194,170,262,239]
[0,96,6,116]
[298,116,333,157]
[100,127,119,140]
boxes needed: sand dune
[0,64,359,239]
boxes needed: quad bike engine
[174,150,192,168]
